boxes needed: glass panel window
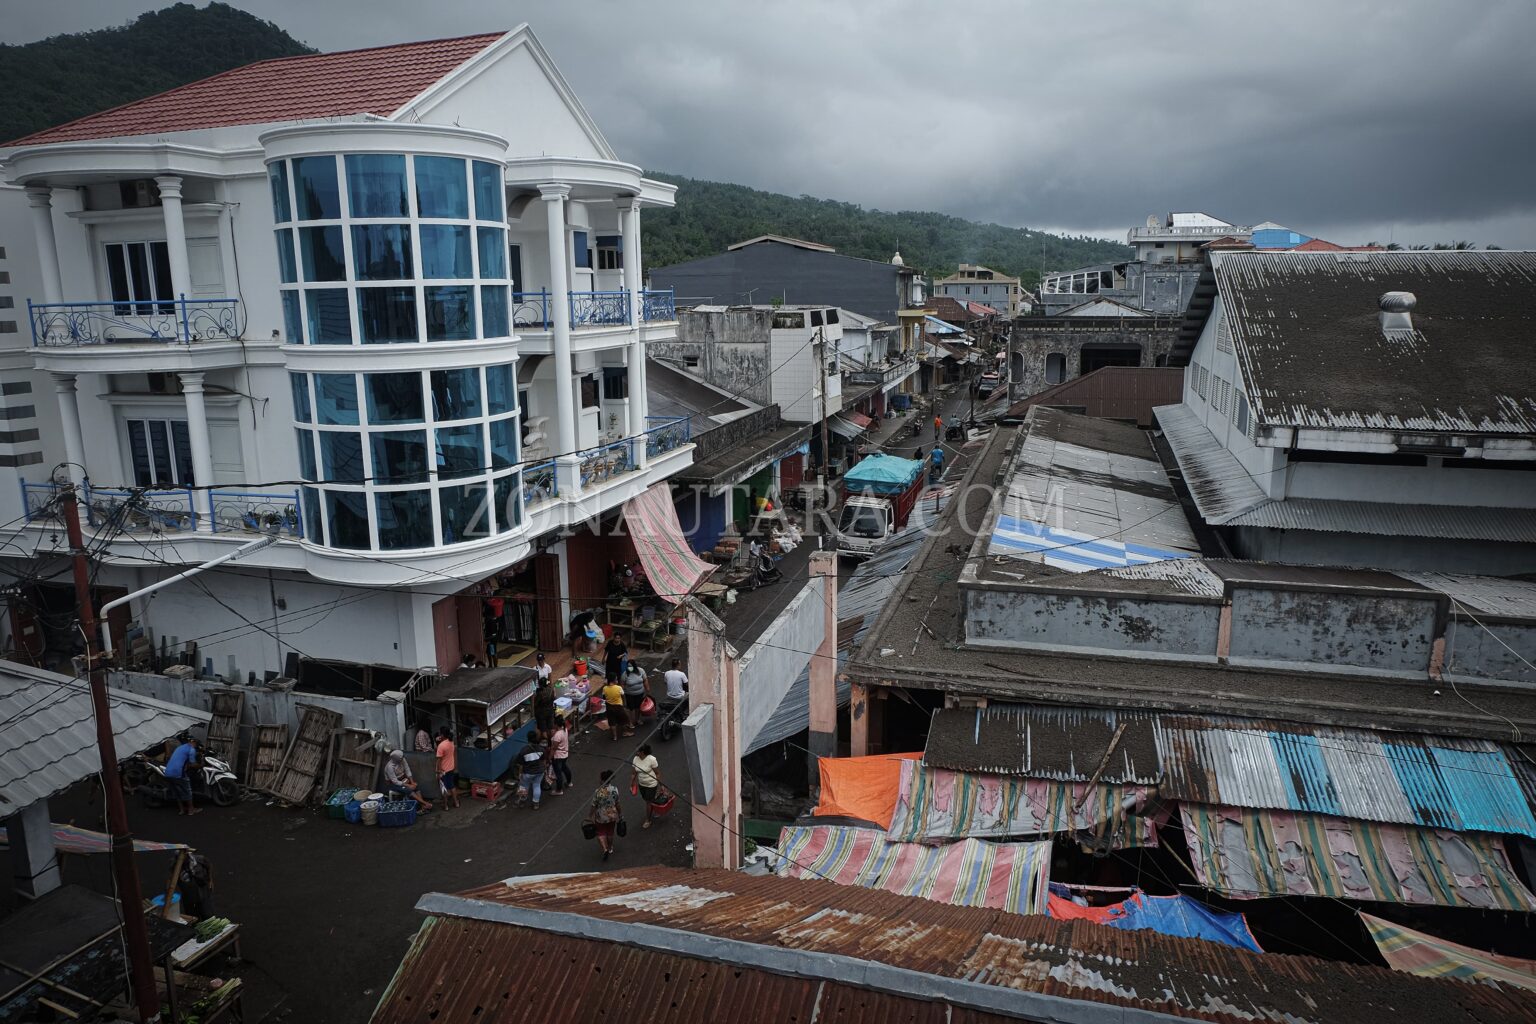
[370,430,428,485]
[293,155,340,220]
[481,285,509,339]
[477,228,506,278]
[357,287,418,344]
[302,487,323,544]
[105,245,130,312]
[376,490,434,550]
[281,291,304,343]
[439,482,489,545]
[320,431,365,483]
[351,224,412,280]
[105,242,173,312]
[431,368,483,421]
[299,226,346,282]
[602,367,629,401]
[295,428,317,479]
[424,286,475,341]
[366,372,423,423]
[305,289,352,344]
[289,372,311,423]
[489,417,518,469]
[572,230,591,269]
[170,421,193,486]
[472,161,503,221]
[268,162,291,223]
[493,473,520,533]
[435,424,484,479]
[419,225,472,279]
[275,230,297,284]
[485,364,515,415]
[325,490,370,549]
[344,154,408,218]
[126,419,193,487]
[414,155,468,219]
[313,373,359,425]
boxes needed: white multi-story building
[0,27,694,680]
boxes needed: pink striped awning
[623,483,715,601]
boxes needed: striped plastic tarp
[1181,805,1536,910]
[776,824,1050,915]
[623,483,715,600]
[0,822,189,855]
[885,759,1159,849]
[988,513,1191,571]
[1361,912,1536,992]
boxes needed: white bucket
[360,800,380,826]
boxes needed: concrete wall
[650,242,908,321]
[1225,588,1437,675]
[653,310,773,406]
[737,574,826,748]
[1444,620,1536,687]
[963,586,1221,659]
[1010,316,1180,397]
[1231,527,1536,577]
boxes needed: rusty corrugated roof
[392,867,1536,1024]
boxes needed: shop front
[414,666,539,781]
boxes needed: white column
[541,184,581,496]
[51,374,87,484]
[8,801,62,899]
[618,197,647,467]
[155,175,193,309]
[179,372,216,529]
[25,186,64,305]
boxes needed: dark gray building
[649,235,919,322]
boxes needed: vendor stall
[414,666,540,781]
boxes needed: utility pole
[62,485,161,1022]
[814,326,830,550]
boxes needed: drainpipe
[99,534,278,659]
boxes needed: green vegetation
[641,173,1131,288]
[0,2,314,144]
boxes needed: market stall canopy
[416,666,539,722]
[812,752,922,828]
[826,414,867,440]
[622,483,714,600]
[0,822,188,856]
[1361,912,1536,992]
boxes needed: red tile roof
[7,32,505,147]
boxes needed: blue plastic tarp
[1047,884,1263,952]
[844,454,922,493]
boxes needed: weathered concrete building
[1008,300,1181,399]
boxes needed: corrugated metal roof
[1156,714,1536,836]
[399,867,1536,1024]
[923,706,1161,783]
[0,662,210,814]
[1154,403,1270,524]
[1221,497,1536,542]
[1407,572,1536,619]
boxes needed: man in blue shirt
[930,446,945,482]
[165,734,200,816]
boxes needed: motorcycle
[750,552,783,589]
[123,748,241,808]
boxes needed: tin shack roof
[381,867,1536,1024]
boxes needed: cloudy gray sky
[11,0,1536,246]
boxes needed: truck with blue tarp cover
[836,455,925,559]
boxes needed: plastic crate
[343,800,364,824]
[326,788,358,819]
[376,800,417,828]
[469,780,502,801]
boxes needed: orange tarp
[812,752,922,828]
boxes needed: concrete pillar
[51,374,87,484]
[155,176,193,307]
[807,551,839,794]
[179,372,216,528]
[25,185,64,305]
[687,598,741,869]
[849,683,870,758]
[540,184,581,496]
[618,197,647,467]
[8,801,62,899]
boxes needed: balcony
[579,437,637,489]
[512,290,553,330]
[569,290,630,327]
[29,297,241,347]
[644,415,691,458]
[521,460,559,511]
[209,490,304,537]
[642,289,677,322]
[19,481,303,539]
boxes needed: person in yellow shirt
[601,679,626,742]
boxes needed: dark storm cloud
[13,0,1536,245]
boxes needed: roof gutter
[416,892,1199,1024]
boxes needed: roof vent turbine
[1379,291,1416,338]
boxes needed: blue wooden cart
[415,666,539,781]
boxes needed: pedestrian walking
[933,413,942,440]
[533,674,557,736]
[435,726,460,809]
[164,734,201,816]
[548,718,572,794]
[602,676,627,741]
[631,743,663,829]
[621,660,650,733]
[515,731,548,809]
[586,769,622,861]
[604,632,628,683]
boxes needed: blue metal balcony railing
[579,437,636,488]
[20,480,62,523]
[522,460,559,509]
[642,288,677,322]
[569,290,630,327]
[644,415,691,458]
[210,490,303,537]
[86,486,198,532]
[29,296,241,347]
[511,290,552,330]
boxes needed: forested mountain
[642,174,1130,287]
[0,3,314,144]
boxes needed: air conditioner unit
[146,373,183,395]
[120,179,161,208]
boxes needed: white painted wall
[736,574,825,748]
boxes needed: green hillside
[641,174,1130,288]
[0,2,314,144]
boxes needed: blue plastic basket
[326,788,358,819]
[376,800,417,828]
[343,800,364,824]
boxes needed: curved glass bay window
[290,363,521,550]
[269,152,510,345]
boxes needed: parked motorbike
[122,748,240,808]
[751,552,783,589]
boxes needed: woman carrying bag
[584,769,624,861]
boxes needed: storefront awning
[623,483,715,599]
[827,414,867,440]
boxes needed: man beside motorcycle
[165,734,202,816]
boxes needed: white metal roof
[0,661,211,814]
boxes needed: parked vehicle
[836,454,925,559]
[977,370,1001,397]
[123,747,240,808]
